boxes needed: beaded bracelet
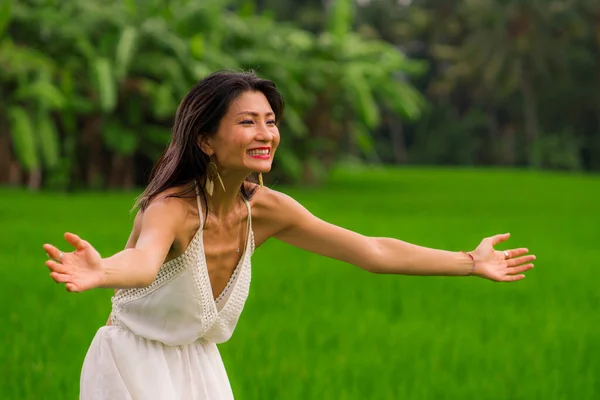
[462,251,475,276]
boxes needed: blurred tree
[0,1,64,189]
[352,0,600,171]
[0,0,425,189]
[431,0,572,167]
[4,0,598,190]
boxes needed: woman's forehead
[227,92,273,116]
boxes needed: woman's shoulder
[244,182,298,220]
[141,182,199,222]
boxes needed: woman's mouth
[247,147,271,159]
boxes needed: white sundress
[80,187,255,399]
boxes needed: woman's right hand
[43,232,106,292]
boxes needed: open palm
[471,233,536,282]
[43,232,105,292]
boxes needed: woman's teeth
[247,149,269,156]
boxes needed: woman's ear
[197,135,213,156]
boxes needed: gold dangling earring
[258,173,264,188]
[206,161,226,196]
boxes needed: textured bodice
[110,190,254,346]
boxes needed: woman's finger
[491,233,511,246]
[64,232,88,251]
[506,264,534,275]
[50,272,71,283]
[45,259,68,273]
[501,274,526,282]
[66,283,79,292]
[43,244,63,261]
[507,255,536,267]
[505,248,530,258]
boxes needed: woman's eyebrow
[235,111,275,117]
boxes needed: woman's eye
[240,120,254,125]
[267,120,276,125]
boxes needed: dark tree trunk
[27,168,42,190]
[388,116,407,164]
[501,124,517,166]
[0,119,23,185]
[107,153,135,189]
[0,123,12,184]
[520,70,541,167]
[301,91,342,184]
[80,115,105,188]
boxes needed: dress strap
[241,196,254,253]
[194,181,204,226]
[241,197,252,232]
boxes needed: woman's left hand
[470,233,536,282]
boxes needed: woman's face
[202,90,280,175]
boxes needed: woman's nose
[256,123,274,141]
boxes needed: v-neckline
[195,188,251,312]
[199,226,250,311]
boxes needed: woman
[43,71,535,399]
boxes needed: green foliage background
[0,0,425,189]
[3,0,599,191]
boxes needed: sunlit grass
[1,167,598,399]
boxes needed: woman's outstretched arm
[107,212,146,325]
[43,197,188,292]
[263,189,535,282]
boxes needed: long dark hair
[134,70,285,211]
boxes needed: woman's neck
[202,170,248,219]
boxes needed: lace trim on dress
[214,231,255,305]
[113,182,204,309]
[212,251,252,335]
[111,231,202,317]
[112,181,255,340]
[213,197,253,307]
[215,265,241,305]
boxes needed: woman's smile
[246,147,271,159]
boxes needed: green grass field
[1,168,598,399]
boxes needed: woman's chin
[255,167,271,174]
[246,161,272,174]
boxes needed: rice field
[1,167,598,399]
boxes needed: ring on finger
[503,250,510,259]
[58,252,64,262]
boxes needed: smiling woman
[42,70,536,400]
[134,72,283,215]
